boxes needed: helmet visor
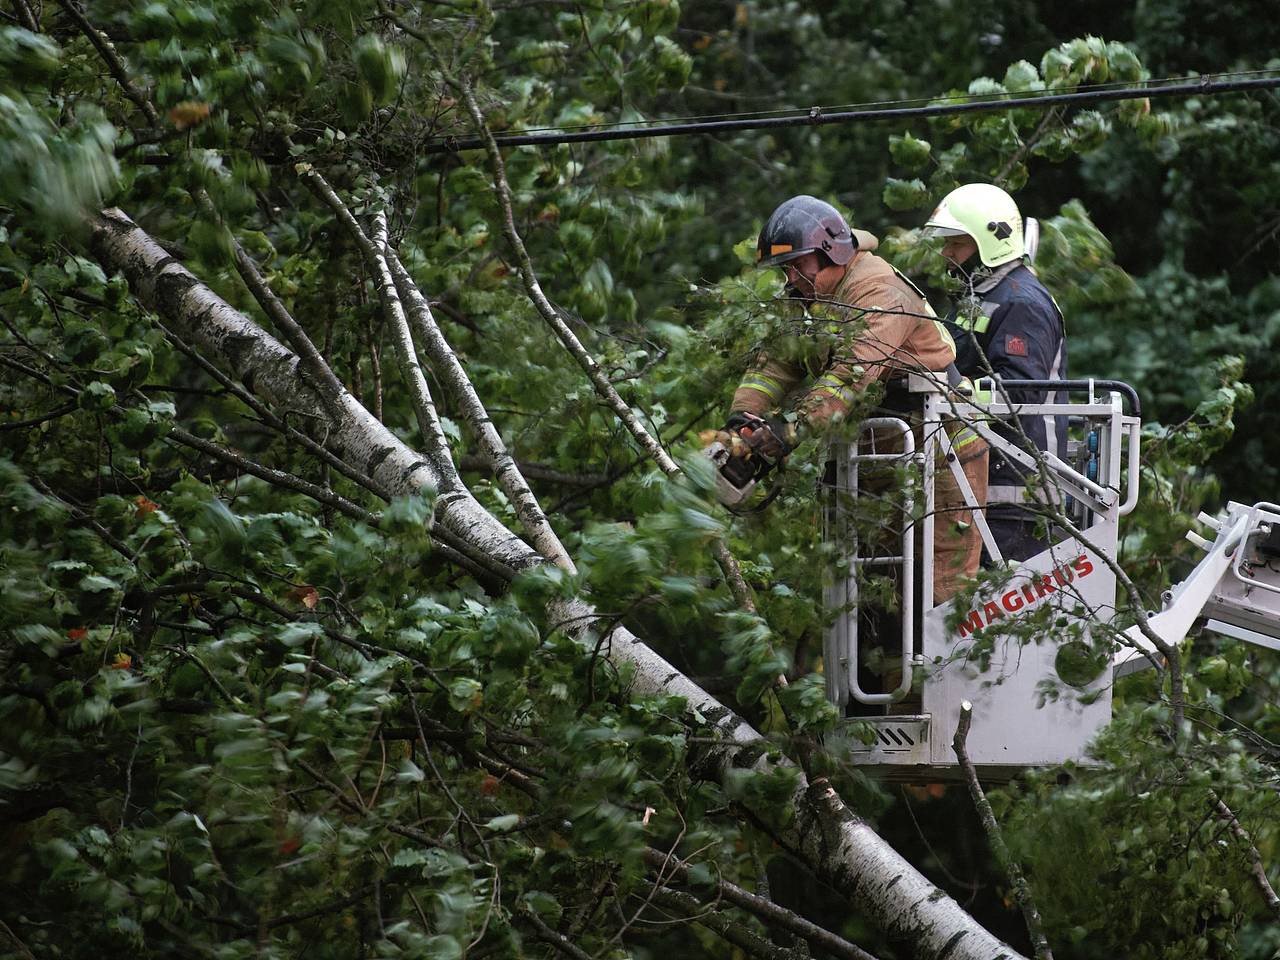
[756,243,817,268]
[921,224,969,240]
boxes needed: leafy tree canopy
[1,1,1277,959]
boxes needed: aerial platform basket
[825,374,1280,780]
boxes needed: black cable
[426,74,1280,154]
[496,67,1280,136]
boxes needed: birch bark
[385,246,575,572]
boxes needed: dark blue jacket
[943,262,1067,510]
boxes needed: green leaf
[882,177,929,211]
[352,34,405,104]
[78,380,116,412]
[484,813,520,832]
[1003,60,1042,93]
[888,133,931,171]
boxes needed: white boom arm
[1114,502,1280,678]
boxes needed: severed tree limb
[385,245,575,571]
[1211,792,1280,920]
[54,0,160,126]
[88,208,533,574]
[643,848,879,960]
[88,209,1027,960]
[953,702,1053,960]
[646,886,797,960]
[88,210,437,495]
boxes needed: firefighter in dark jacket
[925,183,1068,562]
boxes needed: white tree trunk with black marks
[384,246,575,573]
[88,208,1025,960]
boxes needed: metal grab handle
[1230,502,1280,596]
[845,417,915,705]
[972,377,1141,416]
[1117,416,1142,517]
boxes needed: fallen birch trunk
[87,207,1023,960]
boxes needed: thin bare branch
[153,319,396,501]
[643,848,880,960]
[370,211,454,474]
[995,107,1061,186]
[525,908,594,960]
[0,401,77,432]
[453,71,765,623]
[54,0,160,125]
[954,344,1186,733]
[1212,793,1280,920]
[167,426,381,525]
[646,886,797,960]
[298,171,458,486]
[456,77,678,473]
[953,702,1053,960]
[0,919,36,960]
[206,198,348,403]
[11,0,38,32]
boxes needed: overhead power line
[495,67,1280,135]
[425,74,1280,154]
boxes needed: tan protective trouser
[932,434,988,605]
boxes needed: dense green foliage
[1,1,1278,958]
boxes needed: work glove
[722,411,796,464]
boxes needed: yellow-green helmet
[924,183,1024,268]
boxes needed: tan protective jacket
[731,250,956,430]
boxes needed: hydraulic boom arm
[1114,502,1280,677]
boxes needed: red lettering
[954,554,1101,637]
[957,609,985,638]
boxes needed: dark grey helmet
[756,195,867,268]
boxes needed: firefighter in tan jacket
[723,195,987,604]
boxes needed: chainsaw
[702,412,793,510]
